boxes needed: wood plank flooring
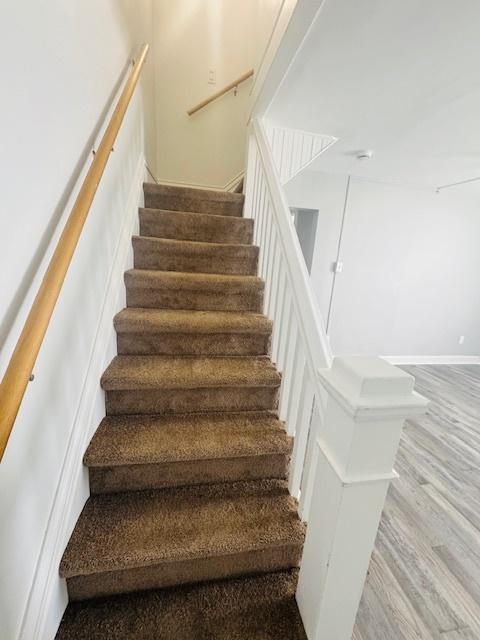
[353,365,480,640]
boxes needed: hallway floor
[354,364,480,640]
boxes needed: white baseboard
[383,355,480,365]
[223,171,245,192]
[151,170,245,192]
[152,177,222,190]
[19,154,146,640]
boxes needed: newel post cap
[318,356,429,420]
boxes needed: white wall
[266,0,480,189]
[285,170,348,322]
[286,171,480,359]
[152,0,282,189]
[0,2,155,638]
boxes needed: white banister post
[296,356,429,640]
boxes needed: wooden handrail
[0,44,149,461]
[187,69,254,116]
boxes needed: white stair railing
[244,118,333,520]
[244,117,429,640]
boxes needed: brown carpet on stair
[56,570,307,640]
[117,330,271,356]
[125,269,264,312]
[125,268,263,292]
[85,412,291,466]
[101,355,280,390]
[114,309,272,355]
[132,236,259,275]
[85,412,292,493]
[139,208,253,244]
[143,182,245,216]
[58,182,306,634]
[88,454,291,493]
[60,480,304,600]
[114,308,272,335]
[60,479,304,578]
[100,356,281,415]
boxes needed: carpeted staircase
[56,184,307,639]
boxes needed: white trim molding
[318,357,429,420]
[149,170,245,193]
[264,123,337,185]
[297,356,428,640]
[383,355,480,365]
[243,118,431,640]
[223,171,245,192]
[250,0,328,119]
[19,155,146,640]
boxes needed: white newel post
[296,356,429,640]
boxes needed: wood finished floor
[353,365,480,640]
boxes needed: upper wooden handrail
[187,69,254,116]
[0,44,149,461]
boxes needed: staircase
[56,184,307,639]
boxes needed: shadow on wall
[113,0,157,174]
[0,63,129,354]
[0,0,156,357]
[114,0,152,49]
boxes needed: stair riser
[126,288,264,312]
[133,250,258,276]
[89,454,290,494]
[117,332,271,356]
[140,211,253,244]
[105,386,279,416]
[66,544,302,601]
[143,194,243,217]
[57,571,306,639]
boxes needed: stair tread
[125,268,263,291]
[132,236,258,276]
[140,207,251,223]
[114,308,272,334]
[132,235,257,255]
[84,412,291,467]
[143,184,244,217]
[101,355,281,390]
[60,180,302,611]
[60,480,305,578]
[56,570,307,640]
[139,208,253,244]
[143,183,245,204]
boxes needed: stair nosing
[61,183,301,605]
[139,207,249,221]
[113,309,272,335]
[100,355,281,391]
[60,537,302,579]
[125,268,263,282]
[132,235,258,252]
[103,381,280,391]
[124,270,265,296]
[59,479,303,578]
[143,183,245,203]
[85,448,292,468]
